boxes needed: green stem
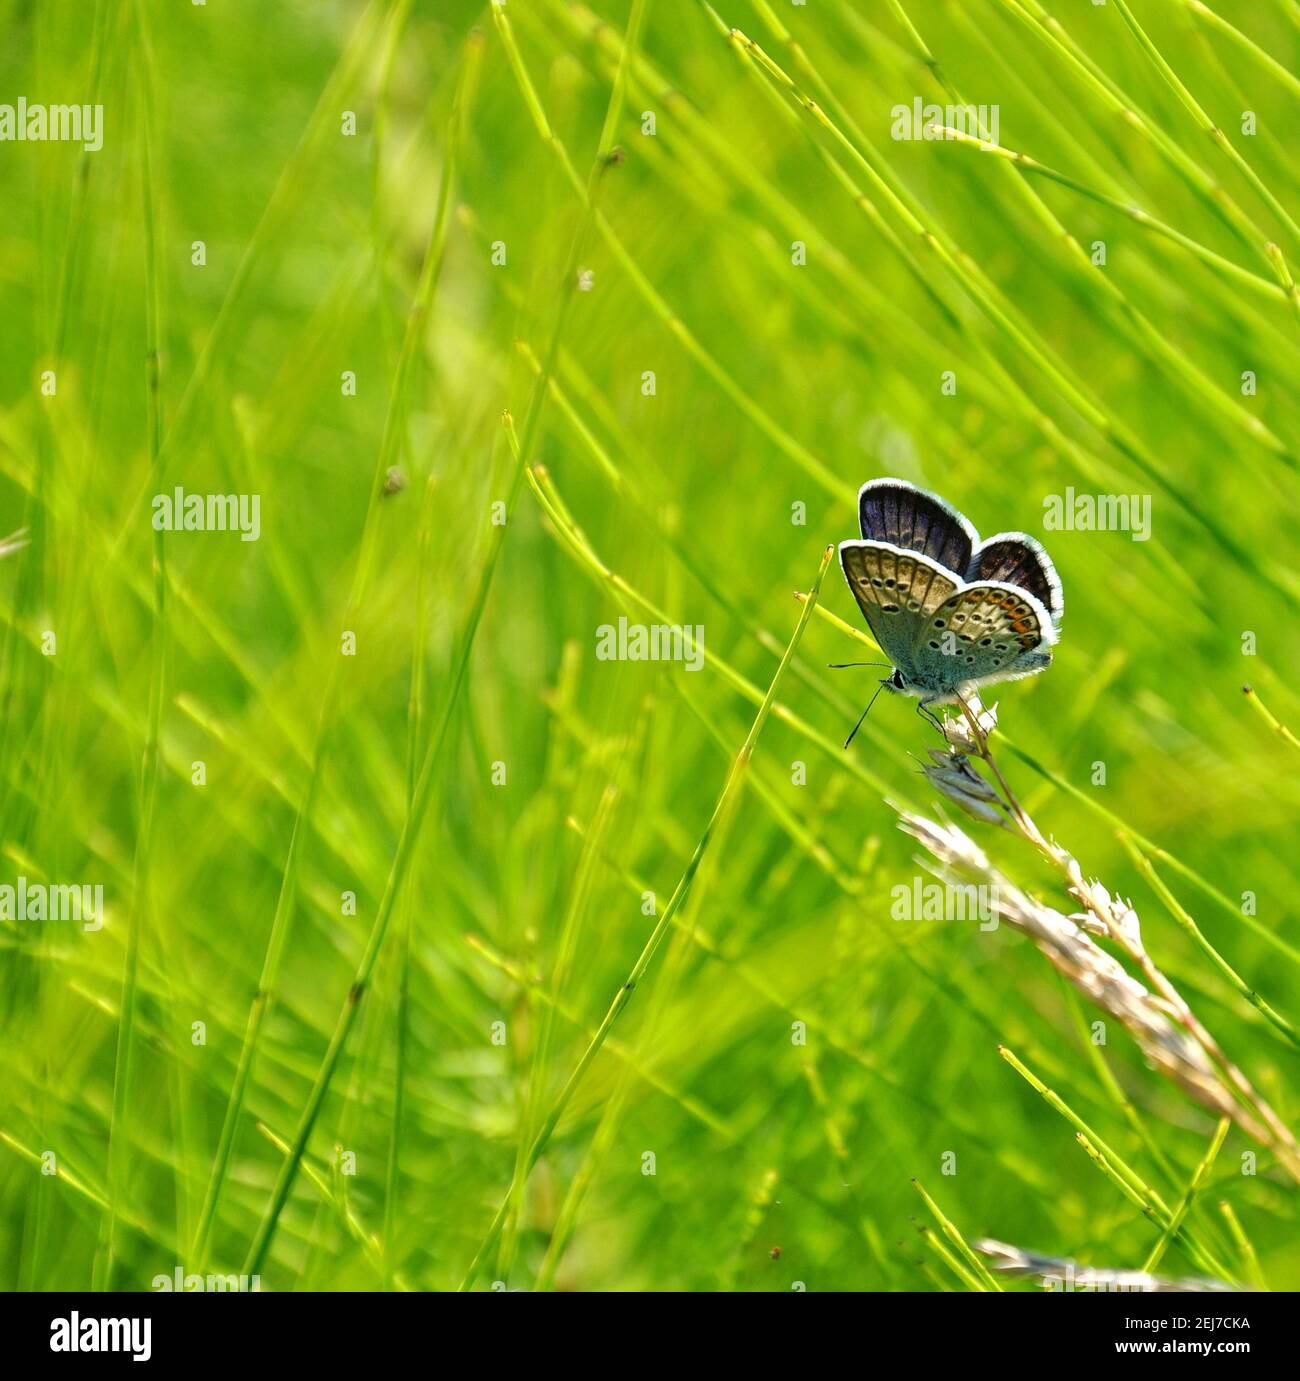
[458,544,836,1290]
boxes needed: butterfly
[837,478,1062,742]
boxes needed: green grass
[1,0,1299,1291]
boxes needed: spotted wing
[839,540,960,671]
[907,581,1055,691]
[858,479,977,576]
[968,534,1063,628]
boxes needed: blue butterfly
[837,479,1062,740]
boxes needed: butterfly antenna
[844,680,888,750]
[828,661,891,670]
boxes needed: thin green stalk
[553,0,1236,613]
[95,2,168,1288]
[241,0,607,1269]
[562,806,1055,1197]
[501,2,848,502]
[1110,0,1300,250]
[466,931,880,1262]
[241,409,528,1278]
[1141,1118,1229,1274]
[1243,683,1300,750]
[496,0,653,1286]
[381,470,437,1290]
[779,0,1292,460]
[465,933,733,1140]
[999,1046,1230,1279]
[193,30,484,1271]
[1059,982,1178,1189]
[256,1123,415,1290]
[929,126,1284,307]
[458,543,836,1290]
[1119,835,1300,1050]
[1076,1131,1157,1216]
[998,0,1275,265]
[1182,0,1300,101]
[911,1180,1001,1291]
[915,1222,986,1292]
[724,12,1300,573]
[1218,1200,1266,1289]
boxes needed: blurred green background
[1,0,1299,1291]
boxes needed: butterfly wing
[907,580,1056,694]
[968,533,1063,629]
[839,539,961,674]
[858,478,977,576]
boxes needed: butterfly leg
[914,697,947,738]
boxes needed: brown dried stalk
[900,692,1300,1185]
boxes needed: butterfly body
[839,480,1062,710]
